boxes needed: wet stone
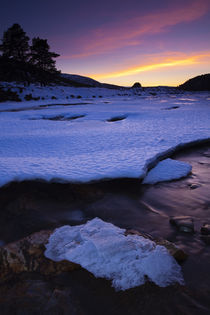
[169,216,194,233]
[189,183,201,190]
[0,230,79,282]
[200,223,210,235]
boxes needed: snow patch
[45,218,184,291]
[143,158,192,184]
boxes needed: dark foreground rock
[200,223,210,235]
[0,271,203,315]
[200,224,210,245]
[0,230,79,282]
[170,216,194,233]
[0,226,187,283]
[0,230,194,315]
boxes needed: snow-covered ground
[0,81,179,109]
[0,83,210,187]
[45,218,184,290]
[1,84,210,290]
[0,81,133,106]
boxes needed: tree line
[0,24,60,85]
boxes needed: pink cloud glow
[58,0,209,59]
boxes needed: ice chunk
[143,158,192,184]
[45,218,184,291]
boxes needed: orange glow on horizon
[89,52,210,82]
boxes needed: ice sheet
[0,86,210,187]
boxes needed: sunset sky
[1,0,210,86]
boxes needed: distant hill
[60,73,102,87]
[179,74,210,91]
[0,56,134,89]
[0,57,103,87]
[61,73,126,89]
[101,83,126,90]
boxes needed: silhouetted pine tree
[0,23,30,62]
[30,37,60,72]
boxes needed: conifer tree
[30,37,59,72]
[0,23,30,62]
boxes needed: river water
[0,144,210,314]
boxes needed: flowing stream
[0,144,210,314]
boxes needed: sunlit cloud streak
[90,52,210,79]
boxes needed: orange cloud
[61,0,209,59]
[90,52,210,79]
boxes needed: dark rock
[0,230,79,282]
[0,276,85,314]
[0,226,188,285]
[200,223,210,235]
[170,216,194,233]
[157,239,188,262]
[189,183,201,190]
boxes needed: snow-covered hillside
[0,87,210,187]
[61,73,102,87]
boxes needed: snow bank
[0,82,130,105]
[0,92,210,187]
[143,158,192,184]
[45,218,184,291]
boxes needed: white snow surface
[143,158,192,184]
[44,218,184,290]
[0,83,210,187]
